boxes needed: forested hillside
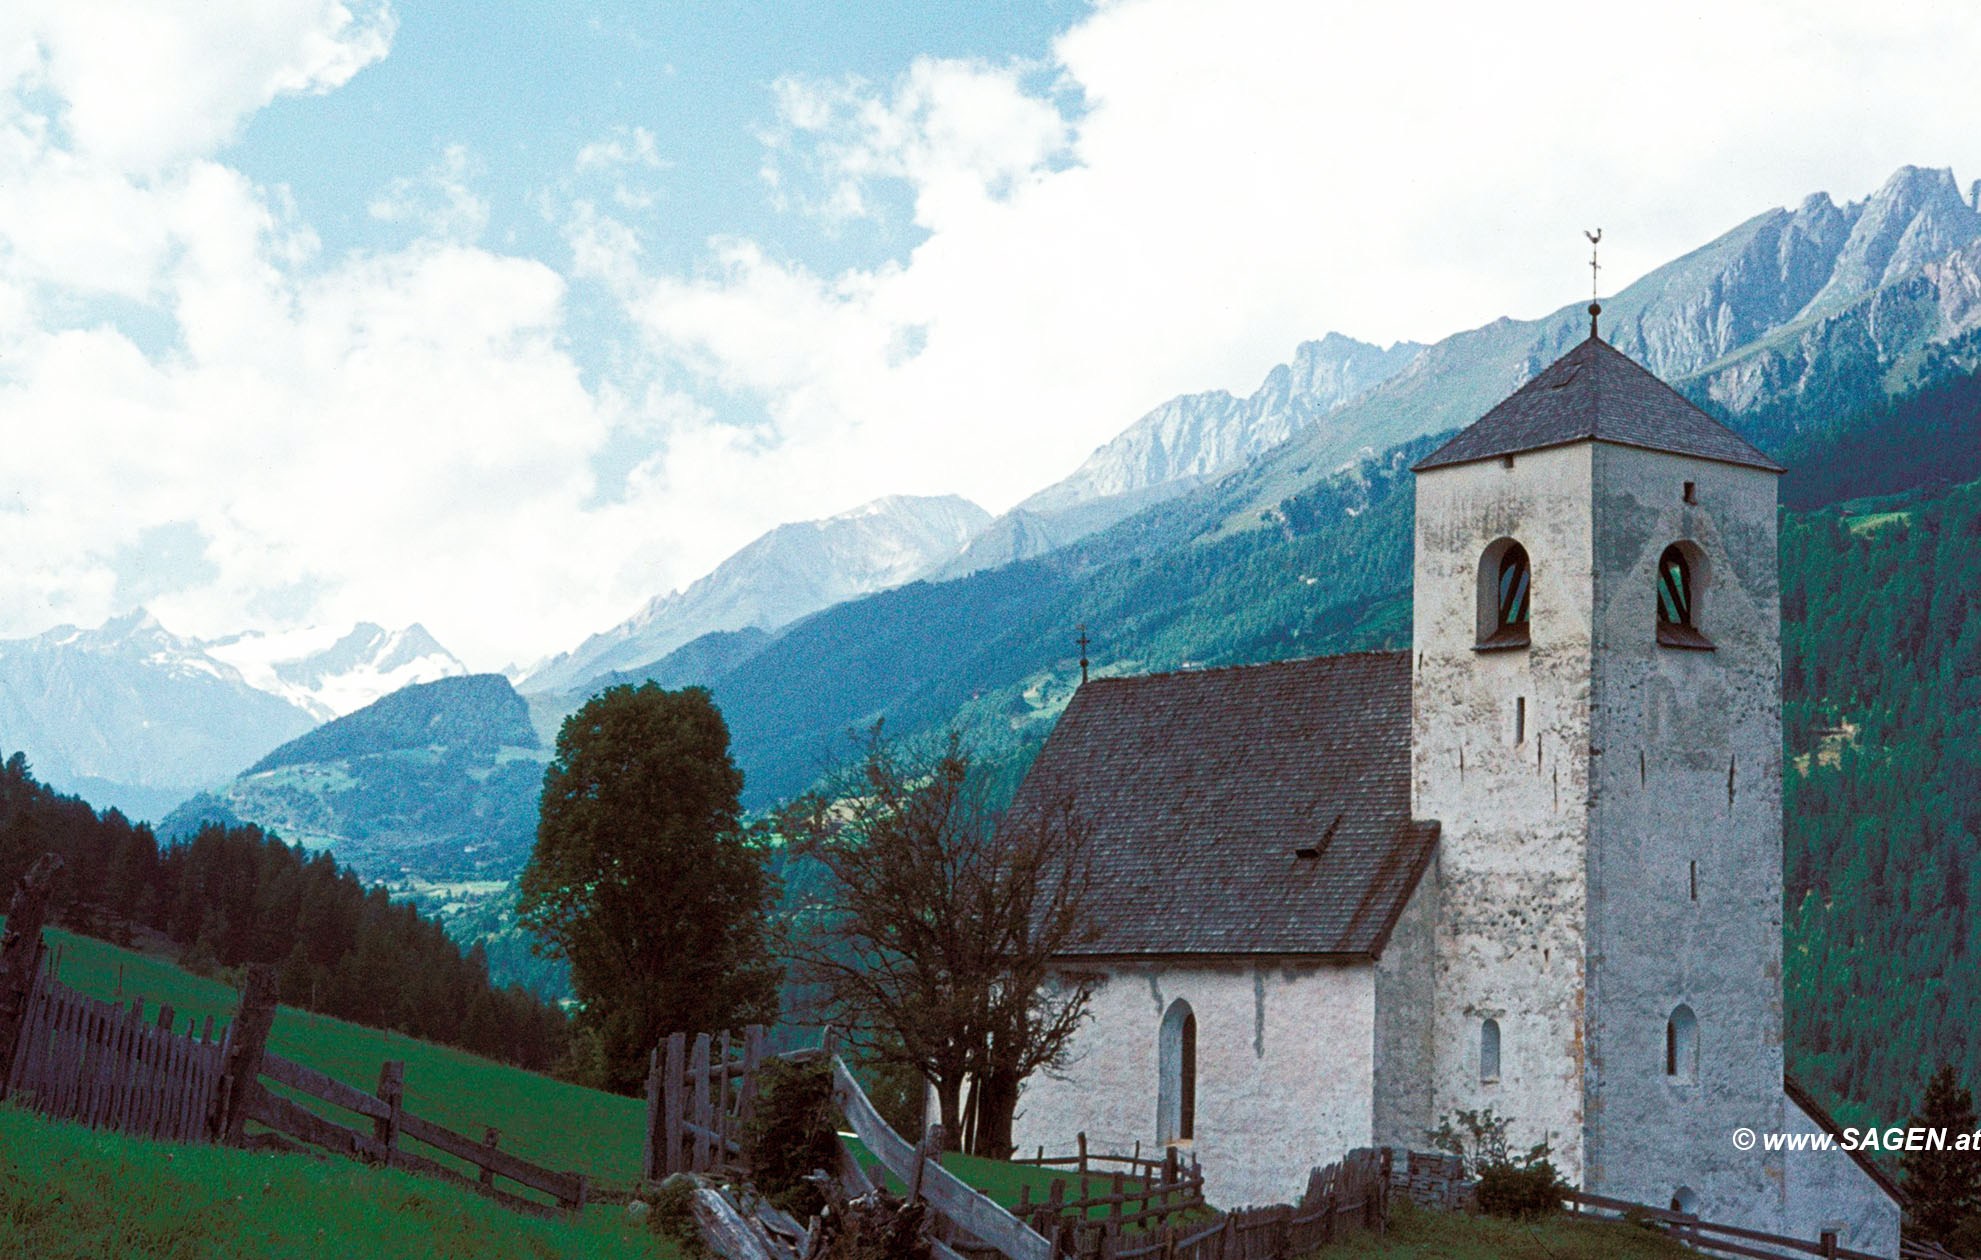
[1780,483,1981,1126]
[0,755,568,1070]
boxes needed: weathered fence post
[642,1045,662,1182]
[663,1031,685,1177]
[1821,1229,1839,1259]
[689,1032,712,1172]
[479,1127,502,1190]
[0,854,60,1095]
[909,1122,945,1203]
[373,1060,405,1167]
[717,1029,732,1170]
[217,963,278,1144]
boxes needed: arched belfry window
[1158,1000,1196,1144]
[1656,543,1714,650]
[1666,1004,1698,1081]
[1476,539,1531,651]
[1480,1019,1501,1084]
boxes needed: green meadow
[0,1104,677,1260]
[32,926,645,1188]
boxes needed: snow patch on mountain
[522,493,990,695]
[207,622,467,720]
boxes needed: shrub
[1475,1156,1564,1220]
[1430,1108,1563,1220]
[649,1175,706,1256]
[742,1058,841,1218]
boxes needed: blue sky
[230,2,1072,283]
[5,0,1981,669]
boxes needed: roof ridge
[1082,648,1409,686]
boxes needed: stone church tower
[1410,320,1788,1215]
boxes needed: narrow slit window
[1689,861,1698,901]
[1683,481,1697,505]
[1666,1005,1698,1080]
[1515,697,1526,745]
[1480,1019,1501,1083]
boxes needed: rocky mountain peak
[1806,165,1981,315]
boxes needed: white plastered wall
[1013,958,1376,1208]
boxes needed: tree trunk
[933,1074,963,1150]
[971,1063,1021,1159]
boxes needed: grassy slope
[37,927,644,1187]
[1312,1198,1693,1260]
[0,1105,673,1260]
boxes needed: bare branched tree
[781,726,1096,1157]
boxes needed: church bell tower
[1408,312,1787,1220]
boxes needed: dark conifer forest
[0,754,568,1071]
[1780,481,1981,1128]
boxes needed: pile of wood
[671,1172,938,1260]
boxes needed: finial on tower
[1076,623,1090,685]
[1585,228,1603,340]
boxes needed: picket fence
[4,973,230,1142]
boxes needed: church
[1006,314,1904,1255]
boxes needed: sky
[5,0,1981,671]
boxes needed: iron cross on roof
[1077,624,1090,685]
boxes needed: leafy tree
[782,727,1095,1157]
[1902,1064,1981,1245]
[518,683,780,1094]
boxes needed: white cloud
[369,144,490,241]
[11,0,1981,673]
[605,0,1981,540]
[0,0,680,667]
[2,0,392,174]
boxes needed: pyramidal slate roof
[1413,334,1783,473]
[1009,651,1437,959]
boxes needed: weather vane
[1585,228,1603,339]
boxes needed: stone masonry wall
[1583,446,1788,1224]
[1412,441,1596,1181]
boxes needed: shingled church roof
[1009,651,1436,959]
[1413,335,1783,473]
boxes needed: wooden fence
[4,973,230,1142]
[642,1024,770,1180]
[1564,1188,1885,1260]
[1010,1136,1208,1241]
[0,854,585,1216]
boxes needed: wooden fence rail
[247,1047,588,1215]
[1565,1188,1879,1260]
[1012,1144,1208,1241]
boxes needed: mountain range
[519,493,991,694]
[0,611,465,819]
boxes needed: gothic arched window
[1476,539,1531,650]
[1656,543,1714,650]
[1666,1004,1698,1080]
[1158,1000,1196,1144]
[1480,1018,1501,1084]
